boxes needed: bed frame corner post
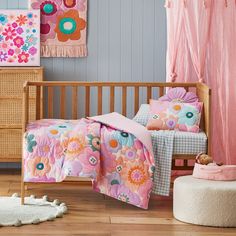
[21,81,29,205]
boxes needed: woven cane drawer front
[0,98,36,128]
[0,129,22,160]
[0,67,43,162]
[0,71,42,98]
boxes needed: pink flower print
[35,136,54,160]
[120,147,137,161]
[12,22,18,28]
[165,115,178,130]
[0,41,9,51]
[32,0,63,24]
[2,27,16,41]
[159,87,199,103]
[137,179,153,209]
[29,46,37,56]
[18,52,29,63]
[0,51,7,62]
[110,185,141,207]
[16,27,24,35]
[13,36,24,48]
[8,49,14,56]
[100,145,117,174]
[14,48,21,55]
[79,147,100,175]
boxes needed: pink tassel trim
[41,45,87,58]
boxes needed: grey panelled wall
[0,0,167,167]
[0,0,166,82]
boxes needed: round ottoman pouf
[173,175,236,227]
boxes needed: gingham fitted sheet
[150,130,207,196]
[166,130,207,155]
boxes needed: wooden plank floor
[0,170,235,236]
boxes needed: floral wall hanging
[0,10,40,66]
[30,0,87,57]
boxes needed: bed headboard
[23,81,211,154]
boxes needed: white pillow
[133,104,150,126]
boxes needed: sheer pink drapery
[166,0,236,164]
[165,0,184,82]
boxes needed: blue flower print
[112,131,134,147]
[25,34,37,46]
[27,12,33,19]
[177,106,199,126]
[0,14,8,25]
[21,44,29,52]
[26,134,37,153]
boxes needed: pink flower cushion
[146,100,203,133]
[159,87,199,103]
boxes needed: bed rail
[22,81,211,172]
[23,81,211,148]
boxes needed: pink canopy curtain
[166,0,236,164]
[165,0,184,82]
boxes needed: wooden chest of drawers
[0,67,43,162]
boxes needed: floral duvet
[23,113,155,209]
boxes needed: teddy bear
[196,153,223,166]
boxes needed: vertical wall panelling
[0,0,167,167]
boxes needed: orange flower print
[64,135,86,157]
[128,166,147,186]
[146,112,168,130]
[16,14,27,26]
[55,9,86,42]
[121,161,148,191]
[27,156,51,177]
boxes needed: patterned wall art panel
[0,10,40,66]
[30,0,87,58]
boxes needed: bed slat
[122,86,127,116]
[159,87,164,97]
[110,86,115,113]
[147,86,152,104]
[98,87,102,115]
[36,86,41,120]
[85,86,90,117]
[48,87,53,118]
[72,86,78,119]
[134,87,139,114]
[60,87,66,119]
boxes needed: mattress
[150,130,207,155]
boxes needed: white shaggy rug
[0,193,67,227]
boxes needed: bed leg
[21,181,25,205]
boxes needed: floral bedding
[23,114,155,209]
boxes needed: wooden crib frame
[21,81,211,204]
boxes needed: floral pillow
[146,100,203,133]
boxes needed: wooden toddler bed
[21,81,211,204]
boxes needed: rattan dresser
[0,67,43,163]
